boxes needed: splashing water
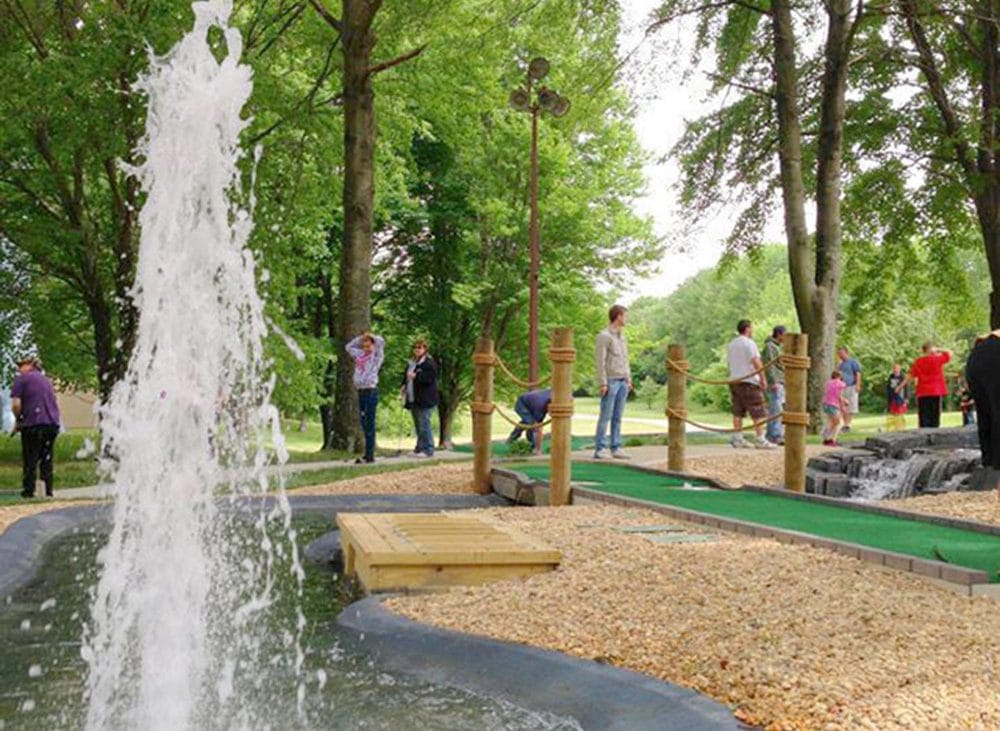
[81,3,302,728]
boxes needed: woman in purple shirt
[10,356,61,498]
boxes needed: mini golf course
[454,435,595,456]
[511,462,1000,582]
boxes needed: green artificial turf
[514,462,1000,582]
[453,434,595,456]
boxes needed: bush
[506,439,535,456]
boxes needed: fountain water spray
[81,3,303,728]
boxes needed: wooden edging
[570,487,997,596]
[742,484,1000,537]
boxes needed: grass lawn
[0,404,968,494]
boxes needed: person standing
[594,304,632,459]
[885,364,908,432]
[821,370,849,446]
[401,339,438,458]
[763,325,786,445]
[966,330,1000,500]
[10,356,61,499]
[346,332,385,463]
[899,341,952,428]
[957,376,976,427]
[508,388,552,455]
[727,319,776,449]
[837,347,862,433]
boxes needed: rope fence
[494,354,551,389]
[472,330,577,505]
[667,338,812,491]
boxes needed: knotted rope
[665,408,786,434]
[665,355,784,386]
[493,403,553,430]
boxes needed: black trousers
[917,396,941,428]
[967,337,1000,468]
[21,424,59,497]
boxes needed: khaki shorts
[730,382,767,419]
[843,385,860,414]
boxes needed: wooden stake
[472,337,495,494]
[783,333,810,492]
[667,343,687,472]
[548,328,575,506]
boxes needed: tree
[892,1,1000,329]
[309,0,425,452]
[656,1,865,423]
[374,0,659,445]
[0,2,345,405]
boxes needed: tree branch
[366,44,427,78]
[899,0,977,182]
[308,0,341,31]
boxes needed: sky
[617,0,785,302]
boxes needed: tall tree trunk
[979,0,1000,329]
[328,0,381,452]
[771,0,858,426]
[902,0,1000,329]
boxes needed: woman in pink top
[822,370,849,446]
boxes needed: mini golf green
[512,462,1000,582]
[453,435,594,456]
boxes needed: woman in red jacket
[897,341,952,428]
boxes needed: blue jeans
[766,383,785,442]
[595,378,628,452]
[509,397,539,449]
[411,407,434,455]
[358,388,378,461]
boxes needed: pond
[0,515,579,730]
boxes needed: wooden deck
[337,512,561,592]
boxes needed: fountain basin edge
[337,596,740,731]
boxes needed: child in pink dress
[822,370,849,446]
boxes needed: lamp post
[509,57,571,391]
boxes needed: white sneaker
[413,452,431,459]
[730,436,750,449]
[593,449,610,459]
[611,449,631,459]
[755,437,778,450]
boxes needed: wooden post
[667,344,687,472]
[548,328,576,506]
[783,333,810,492]
[472,337,495,494]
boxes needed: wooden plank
[363,562,556,592]
[340,512,561,591]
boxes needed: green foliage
[635,376,666,411]
[629,245,797,380]
[506,439,535,457]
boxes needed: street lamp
[508,57,571,390]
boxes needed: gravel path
[893,491,1000,527]
[387,504,1000,730]
[290,463,475,496]
[653,451,790,488]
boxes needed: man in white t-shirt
[726,319,777,449]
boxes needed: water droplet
[20,619,30,631]
[39,598,56,611]
[28,665,42,678]
[20,699,34,713]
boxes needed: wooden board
[337,512,561,592]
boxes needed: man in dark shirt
[10,357,61,498]
[507,388,552,454]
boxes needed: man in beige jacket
[594,304,632,459]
